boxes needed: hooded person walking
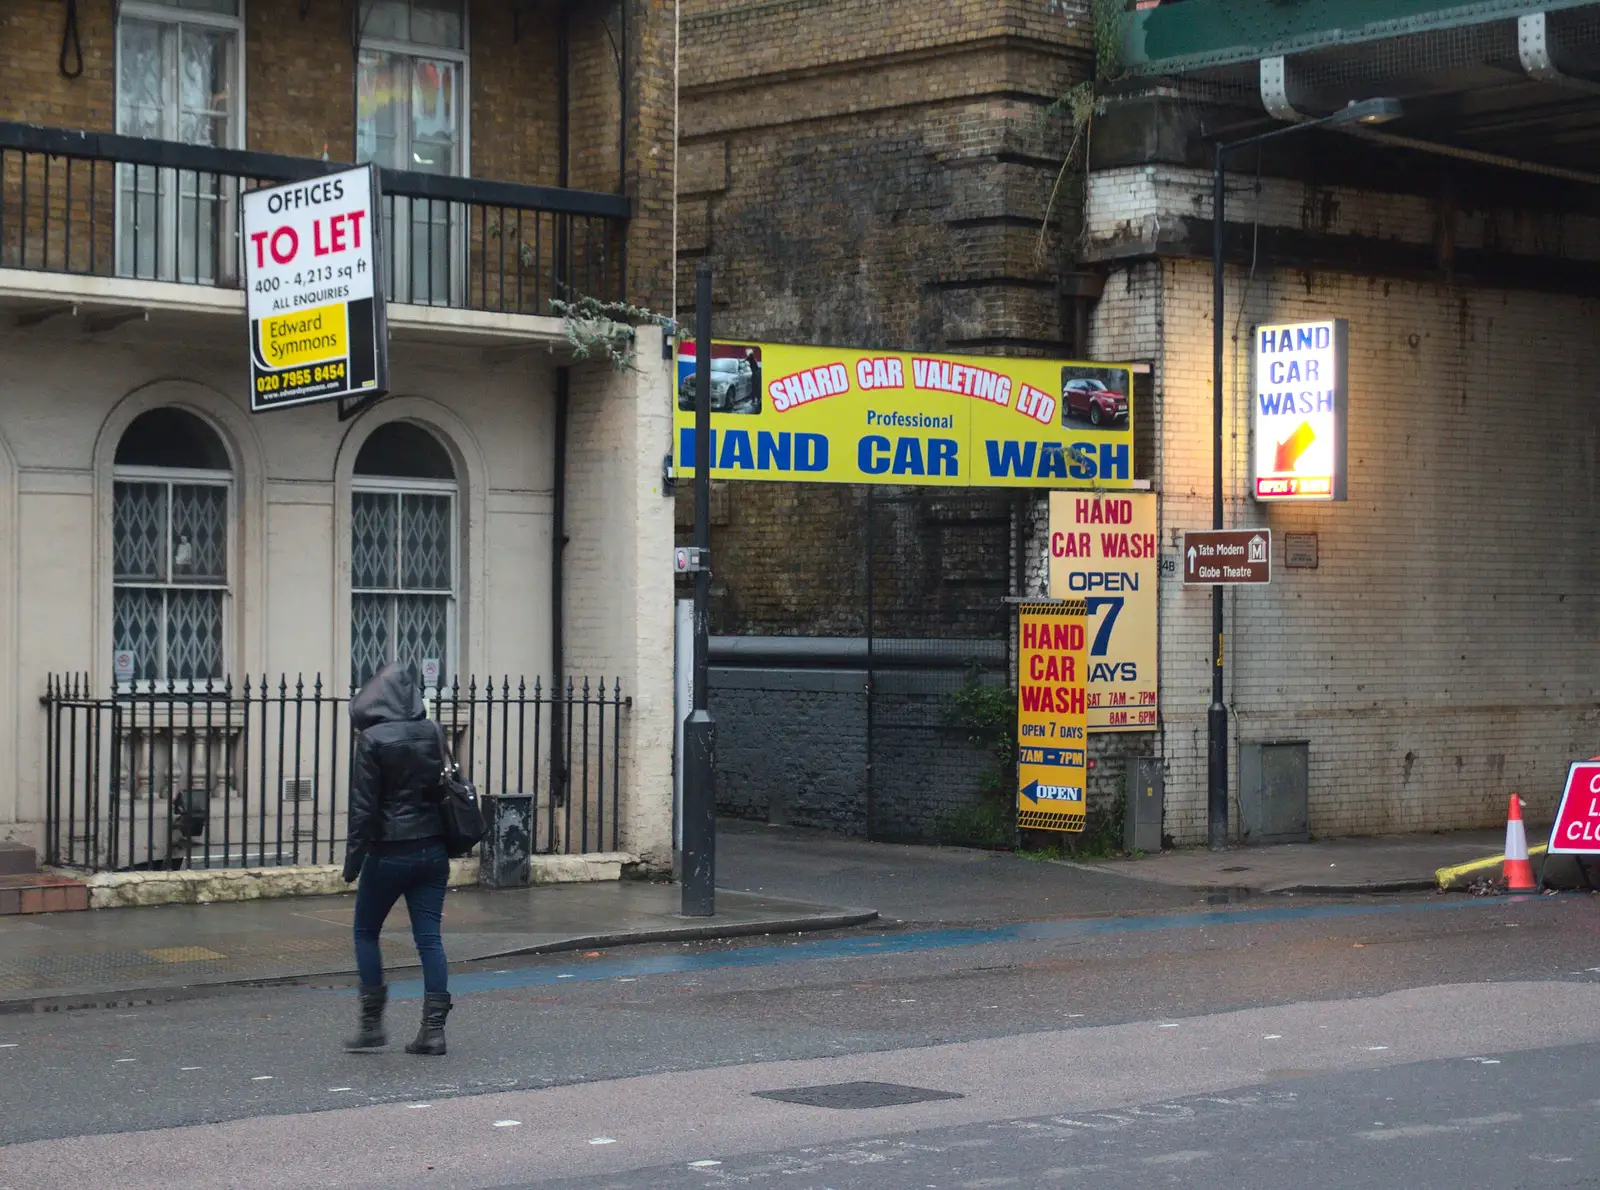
[341,661,453,1055]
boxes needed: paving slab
[1055,829,1511,894]
[0,880,876,1010]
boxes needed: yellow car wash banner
[1016,600,1089,833]
[674,340,1134,488]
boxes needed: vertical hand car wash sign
[243,165,387,412]
[1016,601,1089,833]
[1253,319,1347,501]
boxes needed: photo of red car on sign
[1060,366,1129,429]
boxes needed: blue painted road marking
[370,895,1534,999]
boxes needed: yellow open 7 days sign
[674,340,1135,489]
[1048,492,1158,732]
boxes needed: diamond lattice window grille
[115,482,167,581]
[352,491,398,590]
[401,494,452,591]
[170,485,228,583]
[113,476,230,682]
[351,482,455,686]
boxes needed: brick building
[682,0,1600,849]
[1088,0,1600,842]
[674,0,1131,841]
[0,0,679,872]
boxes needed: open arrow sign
[1273,421,1317,472]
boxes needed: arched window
[351,421,457,687]
[113,408,233,683]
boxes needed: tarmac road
[2,825,1598,1188]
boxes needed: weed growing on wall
[935,665,1019,847]
[1035,0,1125,267]
[549,293,674,372]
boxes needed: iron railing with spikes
[40,673,627,872]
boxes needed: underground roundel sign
[1548,761,1600,853]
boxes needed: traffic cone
[1503,794,1536,892]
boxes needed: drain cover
[753,1081,964,1110]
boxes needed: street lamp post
[682,262,717,915]
[1207,98,1400,852]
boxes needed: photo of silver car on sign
[678,347,762,415]
[1061,367,1129,429]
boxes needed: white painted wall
[1088,256,1600,842]
[564,325,677,867]
[0,308,631,855]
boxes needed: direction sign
[1182,529,1271,585]
[1548,761,1600,853]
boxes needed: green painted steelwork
[1123,0,1599,74]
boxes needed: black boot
[405,992,452,1056]
[344,984,388,1050]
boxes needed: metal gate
[864,490,1019,843]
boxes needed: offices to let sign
[242,164,388,413]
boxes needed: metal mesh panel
[865,491,1016,843]
[168,589,224,679]
[352,491,397,589]
[1292,20,1522,102]
[113,588,163,681]
[170,484,227,583]
[351,592,390,687]
[401,493,452,590]
[396,594,448,675]
[114,482,166,581]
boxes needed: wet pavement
[1054,828,1510,893]
[0,878,875,1008]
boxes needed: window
[351,422,458,688]
[115,0,243,284]
[114,409,233,683]
[356,0,468,306]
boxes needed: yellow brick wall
[0,0,671,312]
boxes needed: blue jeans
[352,842,450,994]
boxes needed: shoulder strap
[429,718,454,770]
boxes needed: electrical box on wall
[1239,741,1310,844]
[1126,757,1164,853]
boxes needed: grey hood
[349,662,427,730]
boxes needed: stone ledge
[58,851,636,909]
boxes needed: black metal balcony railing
[42,673,628,873]
[0,122,629,312]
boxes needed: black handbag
[430,721,487,858]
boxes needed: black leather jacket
[345,663,445,873]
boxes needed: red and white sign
[1548,761,1600,853]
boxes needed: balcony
[0,122,630,340]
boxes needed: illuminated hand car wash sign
[674,340,1136,489]
[1252,319,1348,501]
[242,165,388,412]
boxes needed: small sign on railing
[242,164,389,414]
